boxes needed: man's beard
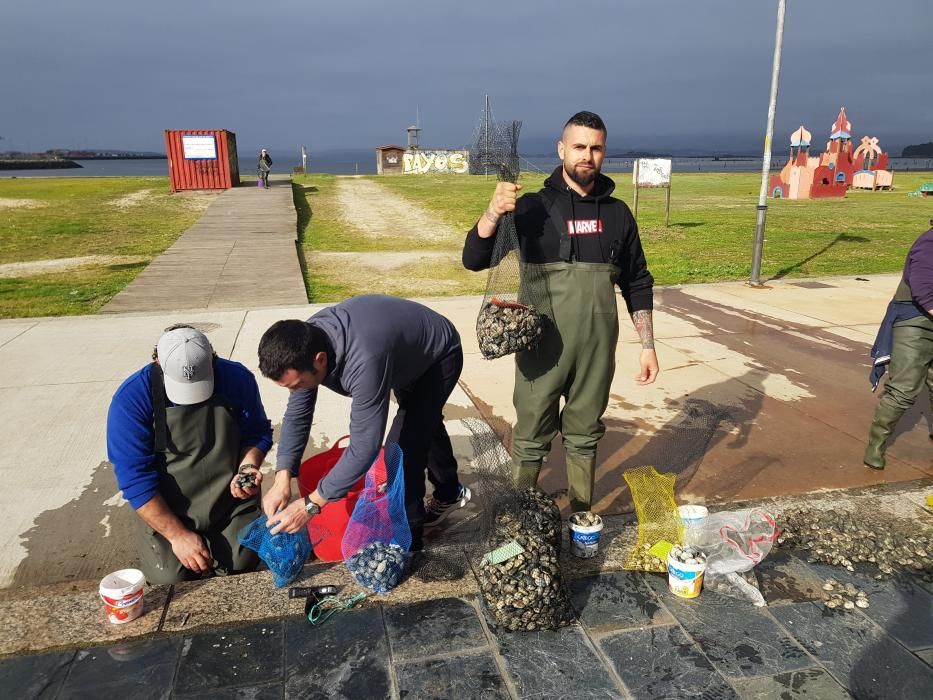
[564,162,598,188]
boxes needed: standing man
[257,148,273,188]
[257,295,470,551]
[107,326,273,584]
[462,111,659,513]
[865,219,933,469]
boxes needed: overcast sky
[2,0,931,154]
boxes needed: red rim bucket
[297,437,388,562]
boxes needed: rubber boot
[511,459,542,490]
[566,453,597,513]
[863,401,905,470]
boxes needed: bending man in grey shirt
[258,295,470,550]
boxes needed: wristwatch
[304,495,321,515]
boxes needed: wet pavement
[3,553,931,699]
[2,273,932,698]
[3,275,932,589]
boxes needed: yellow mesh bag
[623,465,684,572]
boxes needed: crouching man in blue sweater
[107,326,274,584]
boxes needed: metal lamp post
[750,0,788,287]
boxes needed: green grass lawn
[0,177,214,318]
[293,170,933,301]
[5,171,931,316]
[373,171,933,285]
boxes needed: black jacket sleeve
[462,195,540,271]
[462,222,497,271]
[616,203,654,313]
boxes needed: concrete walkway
[1,274,931,592]
[100,175,307,313]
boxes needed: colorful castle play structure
[770,107,894,200]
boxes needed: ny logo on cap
[183,364,196,380]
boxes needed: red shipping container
[164,129,240,192]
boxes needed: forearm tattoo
[631,310,655,350]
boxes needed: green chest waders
[138,365,259,584]
[864,280,933,469]
[511,259,621,512]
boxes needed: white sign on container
[633,158,672,187]
[182,135,218,160]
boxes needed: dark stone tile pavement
[4,557,933,699]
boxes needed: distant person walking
[257,148,273,189]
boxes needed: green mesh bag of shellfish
[623,465,684,573]
[474,120,550,360]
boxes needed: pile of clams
[477,300,544,359]
[478,489,575,631]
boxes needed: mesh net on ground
[239,514,313,588]
[474,119,552,360]
[341,443,411,593]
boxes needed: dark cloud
[2,0,930,154]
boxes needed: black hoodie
[462,167,654,313]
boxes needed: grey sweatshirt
[275,295,461,500]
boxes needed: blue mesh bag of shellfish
[341,443,412,593]
[238,514,312,588]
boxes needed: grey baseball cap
[156,327,214,405]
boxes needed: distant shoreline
[0,159,82,171]
[68,155,166,160]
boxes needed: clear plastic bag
[694,508,780,606]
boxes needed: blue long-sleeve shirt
[107,359,274,509]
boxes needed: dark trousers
[386,345,463,549]
[259,169,270,187]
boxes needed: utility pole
[483,94,490,177]
[750,0,787,287]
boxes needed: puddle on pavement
[11,461,138,588]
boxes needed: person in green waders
[463,111,659,513]
[107,326,274,584]
[864,219,933,469]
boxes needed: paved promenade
[1,275,931,589]
[1,273,932,698]
[100,175,306,313]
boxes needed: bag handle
[330,435,350,452]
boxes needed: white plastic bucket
[667,552,707,599]
[678,505,709,546]
[569,514,604,558]
[99,569,145,625]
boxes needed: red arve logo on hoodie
[566,219,603,235]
